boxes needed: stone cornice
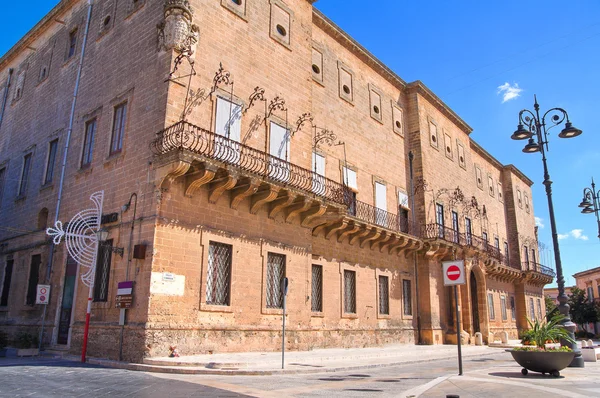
[405,81,472,135]
[312,9,406,91]
[573,266,600,279]
[0,0,78,70]
[470,139,504,171]
[503,164,534,187]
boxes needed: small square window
[269,0,291,48]
[369,84,383,123]
[311,48,324,84]
[429,120,438,149]
[391,103,404,136]
[338,62,354,104]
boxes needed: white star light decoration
[46,191,104,288]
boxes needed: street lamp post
[578,178,600,241]
[510,95,584,368]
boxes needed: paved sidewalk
[50,344,501,375]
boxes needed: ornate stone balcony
[150,121,348,226]
[521,261,555,286]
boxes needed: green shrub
[16,332,39,349]
[519,315,575,349]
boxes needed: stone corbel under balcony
[521,270,554,287]
[483,260,521,284]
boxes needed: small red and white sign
[36,284,51,305]
[442,260,466,286]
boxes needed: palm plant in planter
[511,315,576,377]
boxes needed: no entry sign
[443,260,466,286]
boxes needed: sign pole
[454,284,463,376]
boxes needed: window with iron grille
[19,153,32,196]
[378,275,389,315]
[501,295,507,321]
[537,299,542,320]
[311,265,323,312]
[266,252,285,309]
[206,242,232,306]
[93,239,113,302]
[110,102,127,154]
[488,292,495,320]
[403,279,412,316]
[81,119,96,167]
[529,297,535,319]
[0,259,14,306]
[510,296,516,320]
[44,139,58,185]
[26,254,41,306]
[343,270,356,314]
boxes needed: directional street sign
[442,260,466,286]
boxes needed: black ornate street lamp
[578,178,600,241]
[511,95,584,367]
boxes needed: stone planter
[510,350,575,377]
[16,348,39,357]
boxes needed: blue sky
[2,1,599,287]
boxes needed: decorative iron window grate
[344,270,356,314]
[206,242,232,306]
[311,265,323,312]
[94,239,113,302]
[266,253,285,308]
[378,275,389,315]
[403,279,412,316]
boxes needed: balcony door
[465,217,472,245]
[312,152,325,194]
[436,203,444,238]
[375,182,387,226]
[451,211,459,243]
[215,97,242,164]
[269,122,290,182]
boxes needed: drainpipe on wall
[0,68,13,131]
[40,0,94,352]
[409,151,422,344]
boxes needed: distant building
[573,267,600,334]
[544,286,575,304]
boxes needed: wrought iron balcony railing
[422,223,466,245]
[348,199,418,236]
[150,121,347,205]
[522,261,556,277]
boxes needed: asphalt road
[0,353,507,397]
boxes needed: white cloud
[570,229,589,241]
[557,229,589,241]
[535,217,544,229]
[497,82,523,103]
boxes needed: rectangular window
[537,299,542,320]
[482,232,488,244]
[0,167,5,207]
[451,211,459,243]
[44,139,58,185]
[531,249,537,266]
[110,102,127,154]
[597,284,600,299]
[26,254,41,306]
[266,252,285,309]
[403,279,412,316]
[81,119,96,167]
[215,97,242,163]
[587,286,594,302]
[494,237,500,250]
[312,152,325,194]
[343,269,356,314]
[436,203,444,238]
[206,242,232,306]
[68,29,78,58]
[465,217,472,245]
[501,295,507,321]
[529,297,535,319]
[269,122,291,182]
[488,292,495,320]
[93,239,113,302]
[19,153,32,196]
[375,182,387,226]
[378,275,389,315]
[0,259,14,306]
[523,246,529,268]
[510,296,516,320]
[342,166,357,190]
[311,265,323,312]
[504,242,510,266]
